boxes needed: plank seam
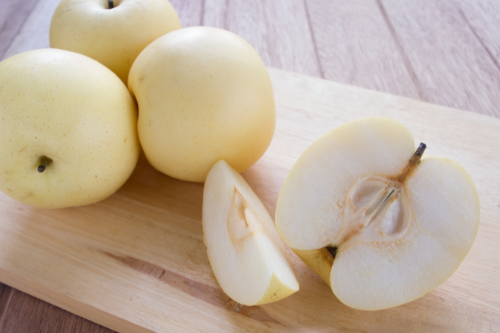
[0,0,41,61]
[375,0,427,102]
[200,0,206,26]
[0,286,14,329]
[452,1,500,72]
[223,0,230,30]
[303,0,324,79]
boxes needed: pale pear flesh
[203,160,299,306]
[276,117,479,310]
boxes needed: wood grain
[0,289,115,333]
[452,0,500,66]
[0,0,39,59]
[305,0,420,99]
[1,0,500,332]
[0,284,13,327]
[1,0,59,61]
[169,0,204,27]
[378,0,500,117]
[1,68,500,332]
[204,0,322,77]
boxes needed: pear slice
[276,117,479,310]
[203,160,299,306]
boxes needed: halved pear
[276,117,479,310]
[203,160,299,306]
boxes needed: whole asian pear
[128,27,276,182]
[0,49,140,209]
[50,0,182,83]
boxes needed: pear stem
[37,156,52,173]
[395,142,426,183]
[326,246,338,259]
[107,0,114,9]
[410,142,427,165]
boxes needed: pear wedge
[203,160,299,306]
[276,117,479,310]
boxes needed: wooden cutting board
[0,68,499,332]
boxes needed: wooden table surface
[0,0,499,332]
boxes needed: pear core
[228,189,264,250]
[336,143,426,249]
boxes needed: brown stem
[37,156,52,173]
[326,246,338,259]
[395,142,426,183]
[410,142,427,165]
[107,0,114,9]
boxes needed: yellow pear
[0,49,140,209]
[203,160,299,305]
[128,27,276,182]
[276,117,479,310]
[50,0,182,83]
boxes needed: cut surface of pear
[203,160,299,306]
[276,117,479,310]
